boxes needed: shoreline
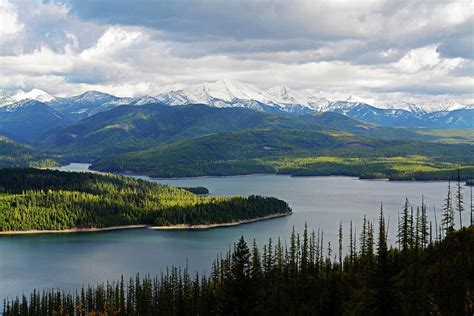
[56,163,471,183]
[150,212,291,230]
[0,212,291,235]
[0,225,148,235]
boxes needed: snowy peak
[160,80,269,104]
[68,90,118,103]
[345,95,374,105]
[2,99,48,111]
[129,95,160,105]
[1,82,473,117]
[0,89,56,106]
[266,85,305,104]
[16,89,56,103]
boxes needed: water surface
[0,163,471,301]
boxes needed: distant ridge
[0,81,472,136]
[1,80,472,113]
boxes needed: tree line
[3,181,473,315]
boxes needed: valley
[3,2,473,314]
[0,87,472,182]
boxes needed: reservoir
[0,163,471,301]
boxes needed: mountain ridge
[36,103,425,160]
[2,80,472,114]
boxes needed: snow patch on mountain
[2,81,472,117]
[0,89,56,106]
[155,80,472,114]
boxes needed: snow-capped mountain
[0,89,56,106]
[3,81,472,115]
[1,81,472,128]
[48,91,132,120]
[155,80,473,114]
[155,80,328,114]
[156,80,266,105]
[128,95,161,106]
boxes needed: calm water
[0,163,471,301]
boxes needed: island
[0,168,291,233]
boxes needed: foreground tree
[3,186,473,316]
[456,169,465,228]
[442,181,454,235]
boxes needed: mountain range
[1,80,472,131]
[0,81,472,180]
[0,80,472,149]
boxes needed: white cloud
[0,0,472,102]
[395,45,441,73]
[0,0,22,36]
[80,27,143,60]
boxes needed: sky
[0,0,473,102]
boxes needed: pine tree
[398,198,410,252]
[251,239,262,280]
[225,236,251,314]
[289,227,297,277]
[349,221,354,269]
[409,206,415,250]
[361,215,367,257]
[442,181,454,235]
[338,221,343,273]
[420,196,428,248]
[456,169,464,228]
[470,185,473,227]
[301,223,309,273]
[375,204,394,315]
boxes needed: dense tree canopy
[0,168,290,231]
[91,129,474,180]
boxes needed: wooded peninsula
[0,168,291,232]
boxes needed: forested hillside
[0,137,59,168]
[4,216,473,315]
[91,128,474,180]
[1,103,472,181]
[0,100,68,143]
[0,169,290,231]
[36,103,427,160]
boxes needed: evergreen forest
[0,168,290,231]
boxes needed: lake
[0,163,471,301]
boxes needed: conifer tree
[442,181,454,235]
[225,236,251,314]
[409,206,415,249]
[251,239,262,281]
[456,169,464,228]
[301,223,309,273]
[338,221,343,273]
[398,199,410,252]
[375,204,394,314]
[420,196,429,248]
[470,185,473,227]
[361,215,367,257]
[349,221,354,268]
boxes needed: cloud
[0,0,22,36]
[0,0,472,102]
